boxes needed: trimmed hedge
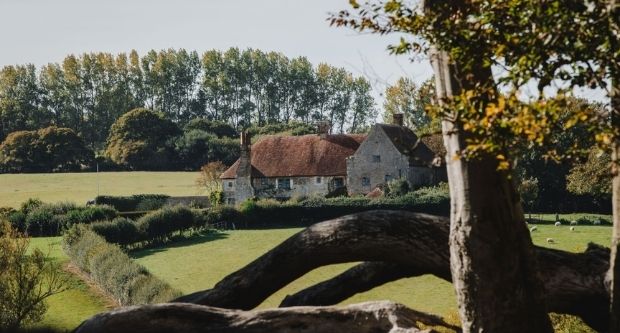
[91,206,208,246]
[94,194,170,212]
[8,202,118,236]
[63,226,180,305]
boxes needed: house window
[361,177,370,186]
[333,177,344,188]
[372,155,381,163]
[316,177,322,184]
[226,198,235,205]
[385,174,393,182]
[277,178,291,190]
[227,181,233,188]
[261,178,268,186]
[398,169,402,178]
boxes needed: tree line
[0,48,377,149]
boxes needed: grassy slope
[28,237,108,331]
[133,223,612,317]
[0,172,199,208]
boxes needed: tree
[0,220,67,331]
[567,149,612,199]
[104,108,179,170]
[0,126,92,173]
[383,77,435,133]
[196,161,227,206]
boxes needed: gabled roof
[377,124,437,166]
[220,134,366,179]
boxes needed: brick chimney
[317,121,331,139]
[392,113,404,126]
[235,131,254,202]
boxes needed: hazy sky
[0,0,434,102]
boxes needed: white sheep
[570,220,578,226]
[546,238,555,244]
[554,221,561,227]
[593,220,601,225]
[529,226,538,232]
[570,226,575,231]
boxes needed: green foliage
[0,221,67,331]
[90,206,207,247]
[7,201,118,237]
[208,190,224,207]
[1,48,378,155]
[567,149,612,198]
[518,177,539,211]
[0,126,92,173]
[174,130,239,168]
[104,108,180,170]
[184,119,237,138]
[94,194,170,212]
[62,226,180,306]
[383,77,436,133]
[386,178,411,197]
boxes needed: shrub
[95,194,170,212]
[25,208,63,236]
[63,205,117,227]
[387,179,410,197]
[90,218,141,246]
[20,198,43,215]
[137,206,196,243]
[63,226,180,306]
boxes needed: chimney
[392,113,404,126]
[317,121,331,139]
[240,131,251,151]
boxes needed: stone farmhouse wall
[223,176,346,202]
[347,125,434,195]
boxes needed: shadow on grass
[130,231,229,259]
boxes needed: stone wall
[347,125,410,195]
[253,176,344,200]
[347,124,441,195]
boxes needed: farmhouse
[221,115,445,204]
[346,115,446,195]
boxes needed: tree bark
[280,262,418,307]
[608,46,620,331]
[173,211,609,331]
[74,301,459,333]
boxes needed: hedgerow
[7,202,118,236]
[94,194,169,212]
[62,226,180,305]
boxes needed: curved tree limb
[174,210,610,330]
[74,301,461,333]
[280,262,420,307]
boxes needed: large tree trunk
[608,68,620,331]
[74,301,459,333]
[174,211,610,331]
[429,44,553,331]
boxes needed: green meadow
[30,222,610,331]
[0,172,200,208]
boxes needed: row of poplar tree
[0,48,377,149]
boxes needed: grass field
[28,237,109,331]
[26,221,611,331]
[0,172,200,208]
[133,223,613,317]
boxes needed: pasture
[27,215,612,331]
[0,172,199,208]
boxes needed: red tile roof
[220,134,366,179]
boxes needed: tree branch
[74,301,460,333]
[173,210,610,331]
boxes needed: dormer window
[372,155,381,163]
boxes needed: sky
[0,0,434,106]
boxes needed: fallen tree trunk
[174,210,610,331]
[74,301,460,333]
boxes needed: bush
[137,206,196,243]
[63,205,117,227]
[90,218,141,246]
[387,179,410,197]
[95,194,170,212]
[25,208,63,236]
[63,226,180,306]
